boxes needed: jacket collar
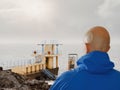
[77,51,114,74]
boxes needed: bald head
[85,26,110,53]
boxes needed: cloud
[98,0,120,18]
[0,0,55,21]
[0,0,89,44]
[0,0,120,44]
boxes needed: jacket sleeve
[50,71,73,90]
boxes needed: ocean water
[0,43,120,75]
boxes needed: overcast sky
[0,0,120,44]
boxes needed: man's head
[84,26,110,53]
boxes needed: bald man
[50,26,120,90]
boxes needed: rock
[25,79,51,90]
[0,67,3,71]
[0,70,51,90]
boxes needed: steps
[42,69,56,80]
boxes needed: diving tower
[11,40,62,77]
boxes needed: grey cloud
[0,0,120,44]
[98,0,120,18]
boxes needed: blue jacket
[50,51,120,90]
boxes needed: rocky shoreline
[0,69,52,90]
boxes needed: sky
[0,0,120,44]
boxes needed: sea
[0,43,120,75]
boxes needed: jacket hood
[77,51,114,74]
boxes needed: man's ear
[85,43,91,53]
